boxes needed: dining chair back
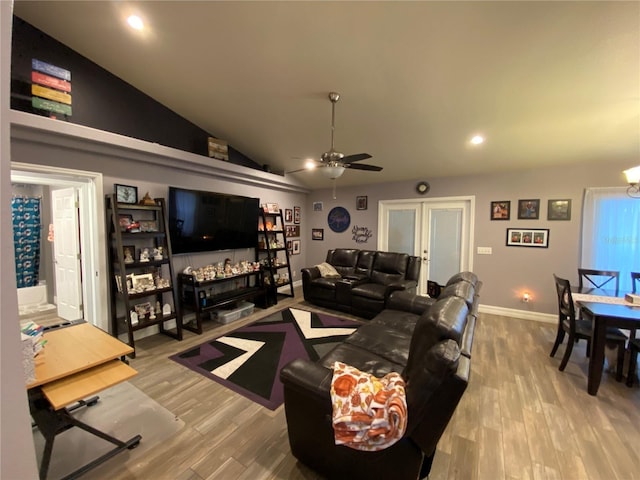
[578,268,620,294]
[631,272,640,294]
[627,337,640,387]
[551,274,626,378]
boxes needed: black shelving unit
[105,194,182,357]
[178,270,265,334]
[258,209,295,305]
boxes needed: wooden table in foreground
[27,322,141,480]
[577,301,640,396]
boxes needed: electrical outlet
[477,247,492,255]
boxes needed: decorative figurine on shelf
[162,303,172,315]
[224,258,233,276]
[123,247,134,264]
[139,248,150,262]
[139,192,156,206]
[149,309,156,320]
[130,310,139,326]
[155,301,162,315]
[153,246,163,261]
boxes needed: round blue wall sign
[327,206,351,233]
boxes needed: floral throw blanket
[330,361,408,451]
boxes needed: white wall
[1,1,41,477]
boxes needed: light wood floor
[45,291,640,479]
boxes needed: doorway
[11,162,108,330]
[378,196,475,295]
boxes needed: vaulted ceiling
[13,1,640,189]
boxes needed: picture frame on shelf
[131,273,155,290]
[134,301,152,317]
[312,228,324,240]
[490,201,510,220]
[547,199,571,221]
[294,206,301,224]
[356,196,368,211]
[506,228,549,248]
[139,220,158,232]
[284,208,293,222]
[517,199,540,219]
[313,202,323,212]
[115,184,138,204]
[292,239,301,255]
[118,214,134,231]
[266,203,279,214]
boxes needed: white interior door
[379,197,474,295]
[52,187,82,320]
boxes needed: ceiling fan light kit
[288,92,382,186]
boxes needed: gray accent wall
[305,159,632,316]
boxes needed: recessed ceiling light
[127,15,144,31]
[470,135,485,145]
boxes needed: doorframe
[11,162,107,330]
[378,195,475,291]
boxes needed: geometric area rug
[169,307,361,410]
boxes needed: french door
[378,197,474,295]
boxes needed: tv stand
[178,271,265,334]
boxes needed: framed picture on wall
[313,202,323,212]
[547,199,571,221]
[490,201,510,220]
[506,228,549,248]
[284,209,293,222]
[292,239,301,255]
[517,199,540,219]
[294,206,301,224]
[312,228,324,240]
[356,196,368,210]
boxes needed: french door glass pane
[429,209,462,285]
[388,210,416,254]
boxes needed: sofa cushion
[370,252,409,286]
[369,308,421,336]
[351,283,388,301]
[319,343,405,378]
[316,262,341,278]
[439,281,475,308]
[446,271,478,287]
[344,323,413,367]
[354,250,376,277]
[326,249,359,277]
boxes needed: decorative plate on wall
[327,206,351,233]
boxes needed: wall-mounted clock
[416,181,430,195]
[115,184,138,204]
[327,206,350,233]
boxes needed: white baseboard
[478,304,556,324]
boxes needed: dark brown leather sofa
[301,248,421,319]
[280,271,481,479]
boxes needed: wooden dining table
[573,291,640,395]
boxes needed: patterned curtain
[12,196,42,288]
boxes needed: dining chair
[578,268,620,294]
[627,337,640,387]
[551,274,627,379]
[631,272,640,294]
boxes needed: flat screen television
[168,186,259,254]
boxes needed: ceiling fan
[289,92,382,180]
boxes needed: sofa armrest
[301,267,321,283]
[387,279,418,293]
[280,358,333,402]
[387,290,436,314]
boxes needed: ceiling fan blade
[342,153,372,164]
[348,163,383,172]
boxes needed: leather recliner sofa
[301,248,421,319]
[280,271,481,479]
